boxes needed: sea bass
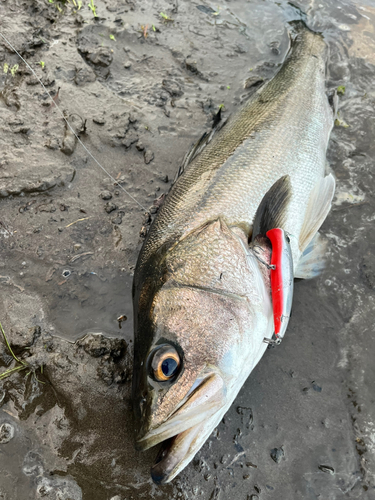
[132,22,335,484]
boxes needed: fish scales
[132,24,335,484]
[138,28,333,271]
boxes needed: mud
[1,0,375,499]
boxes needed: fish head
[132,260,273,483]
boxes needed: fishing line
[0,31,148,212]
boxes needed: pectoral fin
[252,175,292,239]
[299,174,335,252]
[295,232,327,279]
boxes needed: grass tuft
[160,12,173,22]
[0,321,24,365]
[88,0,97,17]
[0,322,28,380]
[0,321,44,383]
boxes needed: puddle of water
[1,249,133,342]
[46,271,133,342]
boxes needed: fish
[132,21,335,484]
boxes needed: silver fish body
[132,23,335,484]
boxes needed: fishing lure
[264,228,294,346]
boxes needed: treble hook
[250,246,276,270]
[263,333,282,348]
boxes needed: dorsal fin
[252,175,292,239]
[173,108,229,184]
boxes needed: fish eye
[150,345,181,382]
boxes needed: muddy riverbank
[1,0,375,498]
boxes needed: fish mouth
[136,372,226,483]
[150,419,211,484]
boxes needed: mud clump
[77,333,126,360]
[0,422,15,443]
[61,114,85,156]
[100,190,112,200]
[86,47,113,68]
[74,64,97,86]
[104,202,117,214]
[77,36,113,78]
[144,149,154,164]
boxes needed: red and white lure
[249,175,295,346]
[264,228,294,346]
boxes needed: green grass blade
[0,321,25,364]
[0,364,27,380]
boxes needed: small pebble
[144,150,154,164]
[93,115,106,125]
[112,216,123,225]
[105,202,117,214]
[0,423,15,444]
[270,446,284,463]
[312,381,322,392]
[124,61,132,69]
[319,464,335,475]
[100,191,112,201]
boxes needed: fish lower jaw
[150,418,213,485]
[135,398,221,452]
[149,400,234,484]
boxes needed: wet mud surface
[1,0,375,498]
